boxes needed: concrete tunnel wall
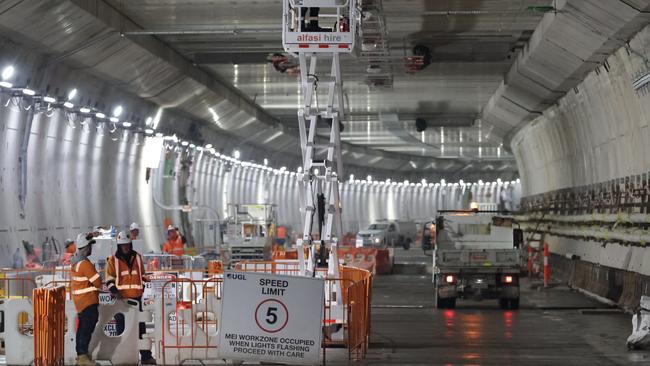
[0,93,521,268]
[512,25,650,279]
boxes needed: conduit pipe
[516,213,650,226]
[151,170,222,247]
[519,223,650,246]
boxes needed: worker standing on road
[70,233,102,366]
[130,222,140,240]
[162,225,185,256]
[106,231,156,365]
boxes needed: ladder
[282,0,357,277]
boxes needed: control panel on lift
[283,0,357,53]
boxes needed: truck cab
[433,211,522,309]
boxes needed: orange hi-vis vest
[71,259,102,312]
[106,253,145,299]
[163,237,184,256]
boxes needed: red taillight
[445,275,455,284]
[504,275,513,284]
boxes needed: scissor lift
[282,0,357,278]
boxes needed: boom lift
[282,0,358,277]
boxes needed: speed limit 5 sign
[218,271,325,365]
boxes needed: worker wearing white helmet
[162,225,185,256]
[129,222,140,240]
[105,231,156,364]
[70,233,102,366]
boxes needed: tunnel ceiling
[0,0,648,180]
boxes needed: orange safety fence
[160,278,222,365]
[33,286,66,366]
[234,262,373,360]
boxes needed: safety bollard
[527,246,534,277]
[543,242,550,288]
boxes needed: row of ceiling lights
[0,65,160,133]
[1,64,521,187]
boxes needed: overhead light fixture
[113,105,123,118]
[264,158,269,166]
[297,166,303,173]
[95,112,106,119]
[152,108,163,129]
[181,141,189,147]
[280,166,287,172]
[155,132,163,138]
[63,101,74,109]
[145,116,153,127]
[79,107,91,114]
[43,96,56,104]
[67,88,77,101]
[109,117,119,123]
[22,88,35,96]
[421,179,427,185]
[208,107,220,123]
[233,150,241,159]
[366,175,372,182]
[1,65,14,81]
[314,168,320,175]
[122,121,132,128]
[145,128,154,134]
[205,144,213,149]
[349,174,355,182]
[0,81,12,88]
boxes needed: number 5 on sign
[255,299,289,333]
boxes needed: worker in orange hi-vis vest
[105,231,156,365]
[70,233,102,366]
[162,225,185,256]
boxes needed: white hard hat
[75,233,95,249]
[116,231,131,245]
[130,222,140,231]
[167,225,175,232]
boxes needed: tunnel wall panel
[513,25,650,278]
[0,98,520,267]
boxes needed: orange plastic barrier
[33,286,66,366]
[375,248,394,275]
[337,247,377,274]
[340,266,372,360]
[207,260,224,275]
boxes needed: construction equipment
[282,0,358,276]
[222,203,276,263]
[433,209,523,309]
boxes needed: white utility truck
[356,220,417,249]
[433,210,523,309]
[222,203,276,264]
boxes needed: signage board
[218,271,324,365]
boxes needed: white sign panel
[218,271,324,365]
[143,273,176,306]
[284,32,353,44]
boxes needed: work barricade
[158,278,222,365]
[337,247,377,274]
[33,286,66,366]
[234,262,372,361]
[0,277,38,365]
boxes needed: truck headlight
[374,238,380,244]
